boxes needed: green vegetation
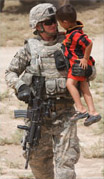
[7,161,22,169]
[102,169,104,176]
[0,90,9,101]
[0,0,33,46]
[0,130,23,145]
[0,167,3,175]
[17,173,34,179]
[81,139,104,159]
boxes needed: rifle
[14,76,54,169]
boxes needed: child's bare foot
[88,110,100,116]
[74,105,86,114]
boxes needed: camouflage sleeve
[5,44,31,91]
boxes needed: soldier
[5,3,80,179]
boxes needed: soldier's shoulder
[24,37,41,52]
[24,37,39,44]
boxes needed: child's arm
[80,41,93,69]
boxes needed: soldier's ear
[36,23,44,33]
[36,23,41,31]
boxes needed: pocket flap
[57,78,66,89]
[46,79,56,94]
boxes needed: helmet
[29,3,56,29]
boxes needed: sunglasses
[43,17,57,26]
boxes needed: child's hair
[56,4,77,23]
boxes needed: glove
[17,84,31,103]
[72,60,92,77]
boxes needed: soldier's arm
[5,45,31,92]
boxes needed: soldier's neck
[40,33,56,41]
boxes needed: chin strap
[33,23,44,35]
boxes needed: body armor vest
[22,36,70,97]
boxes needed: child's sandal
[84,114,101,126]
[70,111,89,122]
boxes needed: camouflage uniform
[5,3,80,179]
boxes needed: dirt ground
[0,33,104,179]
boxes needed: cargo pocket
[45,79,57,95]
[56,78,67,93]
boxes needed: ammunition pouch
[45,78,67,95]
[54,50,70,71]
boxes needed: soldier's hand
[17,84,32,103]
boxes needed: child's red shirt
[62,21,95,81]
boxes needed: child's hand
[79,58,88,69]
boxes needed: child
[56,4,101,126]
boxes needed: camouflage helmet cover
[29,3,56,29]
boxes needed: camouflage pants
[25,106,80,179]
